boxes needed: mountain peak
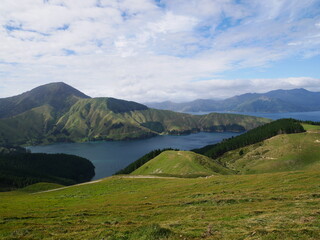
[0,82,90,118]
[26,82,90,98]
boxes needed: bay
[28,132,240,180]
[28,111,320,181]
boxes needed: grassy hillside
[215,130,320,174]
[0,105,56,145]
[116,148,177,175]
[54,98,269,142]
[131,151,234,177]
[302,123,320,131]
[0,171,320,239]
[194,119,305,159]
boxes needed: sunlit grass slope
[131,150,234,177]
[216,131,320,174]
[1,171,320,239]
[302,123,320,131]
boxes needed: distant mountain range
[146,88,320,113]
[0,82,269,145]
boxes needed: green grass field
[131,151,234,177]
[302,124,320,131]
[216,131,320,174]
[1,129,320,239]
[1,170,320,240]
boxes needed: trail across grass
[1,170,320,239]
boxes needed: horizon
[1,0,320,101]
[2,81,319,104]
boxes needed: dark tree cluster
[115,148,179,175]
[193,119,305,159]
[0,151,95,191]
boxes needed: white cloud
[0,0,319,101]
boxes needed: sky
[0,0,320,102]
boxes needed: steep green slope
[216,131,320,174]
[1,171,320,239]
[131,150,234,177]
[0,82,90,118]
[0,105,56,145]
[54,98,157,141]
[53,98,270,142]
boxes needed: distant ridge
[146,88,320,113]
[0,82,90,118]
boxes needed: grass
[302,124,320,131]
[216,131,320,174]
[18,182,64,193]
[131,150,234,177]
[1,170,320,239]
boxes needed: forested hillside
[0,151,95,191]
[193,119,305,159]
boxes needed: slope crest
[131,150,234,177]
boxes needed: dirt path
[32,175,178,194]
[119,175,179,179]
[32,180,102,194]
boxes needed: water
[187,111,320,121]
[28,132,240,180]
[28,111,320,180]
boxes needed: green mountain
[53,98,269,142]
[0,82,90,118]
[0,83,270,145]
[131,150,235,177]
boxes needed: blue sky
[0,0,319,101]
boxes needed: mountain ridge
[0,82,270,145]
[146,88,320,113]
